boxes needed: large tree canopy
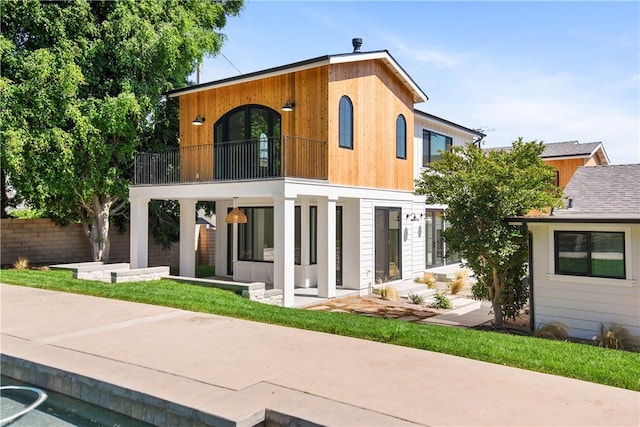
[1,0,242,261]
[415,140,563,328]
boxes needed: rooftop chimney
[352,38,362,53]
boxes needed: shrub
[449,269,469,295]
[431,291,452,309]
[407,292,424,304]
[374,284,399,301]
[13,257,29,270]
[423,272,437,289]
[595,323,640,351]
[535,321,570,340]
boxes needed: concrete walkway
[1,284,638,426]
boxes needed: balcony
[133,135,327,185]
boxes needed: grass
[2,268,639,391]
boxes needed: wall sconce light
[282,100,295,112]
[192,115,206,126]
[225,197,248,224]
[406,213,424,222]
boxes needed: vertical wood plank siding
[544,158,589,189]
[177,58,415,191]
[328,61,415,190]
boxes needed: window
[310,206,317,265]
[238,207,274,262]
[295,206,301,265]
[339,96,353,149]
[554,231,625,279]
[422,130,452,165]
[214,105,281,180]
[293,206,317,265]
[396,114,406,159]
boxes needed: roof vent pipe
[352,38,362,53]
[567,198,574,209]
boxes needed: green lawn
[2,268,639,391]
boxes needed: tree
[415,139,563,328]
[1,0,242,261]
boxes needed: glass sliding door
[375,207,402,283]
[425,210,459,268]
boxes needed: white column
[318,197,337,298]
[129,197,149,269]
[179,199,196,277]
[274,194,296,307]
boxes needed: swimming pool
[1,376,152,427]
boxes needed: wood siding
[176,58,416,191]
[544,158,588,189]
[178,67,329,182]
[327,61,415,190]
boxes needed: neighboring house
[129,40,482,307]
[507,164,640,339]
[487,140,610,189]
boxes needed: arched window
[214,105,281,180]
[339,96,353,149]
[396,114,406,159]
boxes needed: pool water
[1,376,152,427]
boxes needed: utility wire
[221,52,242,75]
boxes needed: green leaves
[415,139,564,323]
[1,0,243,258]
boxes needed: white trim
[130,178,421,203]
[547,274,635,288]
[330,53,427,102]
[547,224,634,282]
[168,51,427,103]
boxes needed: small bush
[431,291,452,309]
[449,278,464,295]
[449,269,469,295]
[407,292,424,304]
[535,321,570,340]
[423,273,437,289]
[13,257,29,270]
[374,284,399,301]
[595,323,640,351]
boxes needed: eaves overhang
[165,50,428,103]
[505,215,640,225]
[414,109,484,138]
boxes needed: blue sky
[198,1,640,164]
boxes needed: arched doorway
[214,105,281,180]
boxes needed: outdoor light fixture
[225,197,247,224]
[406,213,424,222]
[192,115,206,126]
[282,100,295,112]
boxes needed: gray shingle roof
[556,164,640,217]
[484,140,606,160]
[540,141,602,158]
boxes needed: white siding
[413,114,477,180]
[529,223,640,340]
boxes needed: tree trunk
[80,194,113,263]
[491,267,504,329]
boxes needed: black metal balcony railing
[133,135,327,185]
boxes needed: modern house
[487,140,610,188]
[508,164,640,339]
[129,40,482,307]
